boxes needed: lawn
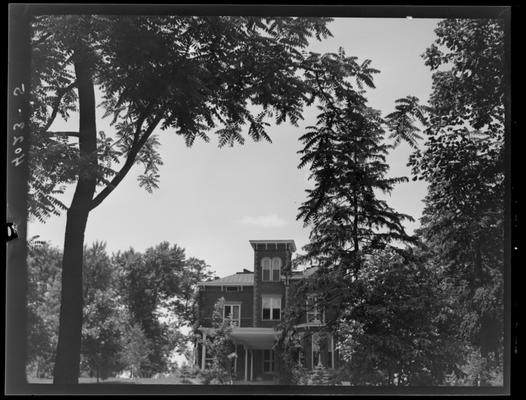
[27,376,203,384]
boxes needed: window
[263,350,274,373]
[312,332,320,369]
[223,304,241,326]
[262,257,281,281]
[262,296,281,320]
[271,257,281,281]
[262,257,271,281]
[224,286,241,292]
[306,296,325,324]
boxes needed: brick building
[195,239,339,382]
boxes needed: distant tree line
[26,239,214,381]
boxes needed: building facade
[195,239,339,382]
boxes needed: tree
[120,323,153,380]
[336,249,463,386]
[80,242,126,381]
[200,298,236,384]
[28,15,351,383]
[408,18,505,383]
[293,53,418,315]
[169,257,215,328]
[114,242,213,377]
[276,51,425,384]
[26,240,62,378]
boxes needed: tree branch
[32,32,54,47]
[89,105,166,211]
[46,131,80,138]
[43,81,78,133]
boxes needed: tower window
[262,257,281,281]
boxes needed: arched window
[271,257,282,281]
[262,256,282,281]
[261,257,271,281]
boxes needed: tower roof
[249,240,296,252]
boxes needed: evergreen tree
[119,323,153,380]
[277,53,425,384]
[294,62,417,317]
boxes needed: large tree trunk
[53,53,98,384]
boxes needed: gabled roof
[197,273,254,286]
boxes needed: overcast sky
[28,17,441,278]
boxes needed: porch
[198,326,281,382]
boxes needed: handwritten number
[13,84,25,96]
[13,122,25,131]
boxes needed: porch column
[244,346,248,381]
[234,344,237,376]
[250,350,254,381]
[201,332,207,370]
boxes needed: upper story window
[262,257,281,281]
[262,295,281,320]
[223,303,241,326]
[306,295,325,324]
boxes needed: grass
[27,375,203,384]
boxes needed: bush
[292,363,344,386]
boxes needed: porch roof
[198,326,281,350]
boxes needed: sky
[28,17,441,279]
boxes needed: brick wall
[252,243,293,327]
[198,285,254,327]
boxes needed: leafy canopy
[28,15,336,220]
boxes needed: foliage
[295,48,419,289]
[28,15,336,221]
[336,249,463,386]
[26,239,211,380]
[114,242,213,377]
[119,322,153,380]
[26,241,62,378]
[80,242,127,381]
[283,55,420,361]
[409,18,505,383]
[445,347,503,387]
[200,297,236,384]
[178,363,197,384]
[301,363,341,385]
